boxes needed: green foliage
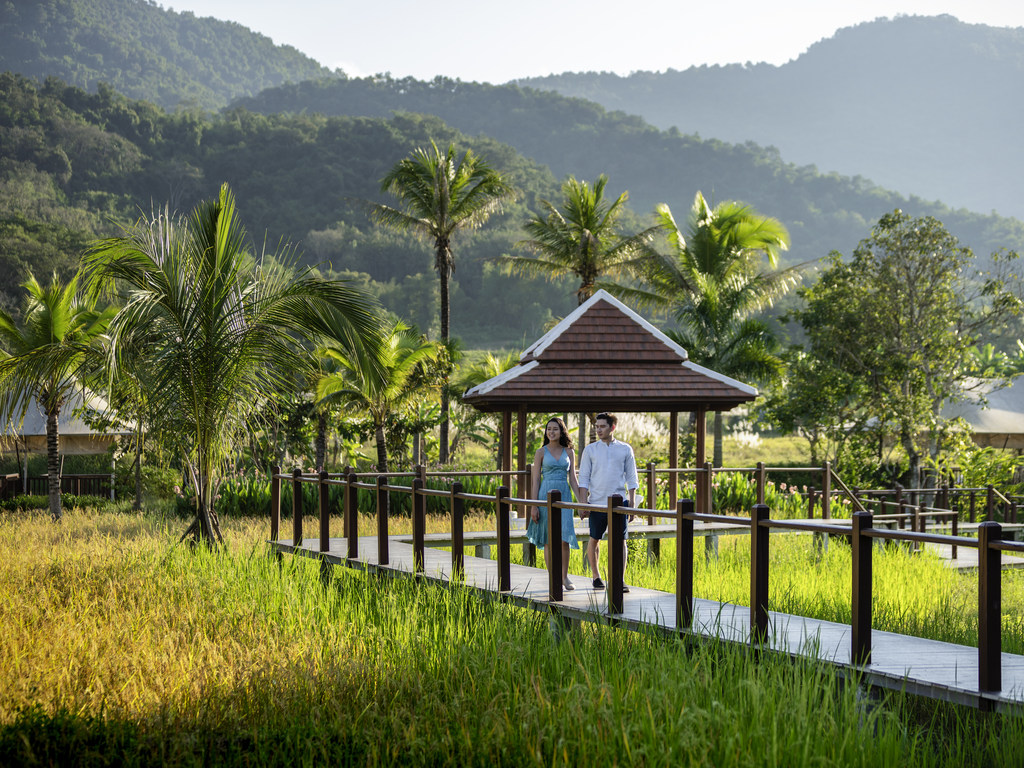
[236,72,1024,283]
[86,183,383,544]
[189,470,501,519]
[0,493,111,512]
[790,210,1024,483]
[0,0,332,111]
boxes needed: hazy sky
[163,0,1024,82]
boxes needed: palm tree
[505,175,652,306]
[506,174,653,445]
[0,271,114,521]
[372,141,516,463]
[316,319,442,475]
[633,192,800,466]
[85,184,382,546]
[454,351,519,465]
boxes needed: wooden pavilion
[462,290,757,509]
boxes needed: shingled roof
[462,290,757,413]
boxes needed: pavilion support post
[518,405,533,566]
[646,461,659,563]
[695,409,707,516]
[501,411,512,477]
[669,411,679,512]
[346,470,358,561]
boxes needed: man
[577,412,638,591]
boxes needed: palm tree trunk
[438,262,451,464]
[315,410,327,471]
[46,408,61,521]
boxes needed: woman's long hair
[542,417,573,450]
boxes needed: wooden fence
[269,463,1024,702]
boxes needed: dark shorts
[588,510,628,541]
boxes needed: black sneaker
[593,577,605,589]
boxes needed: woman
[527,417,581,590]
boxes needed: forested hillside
[0,0,335,110]
[517,15,1024,220]
[234,74,1024,270]
[0,74,578,347]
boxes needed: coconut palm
[373,141,516,463]
[316,319,443,475]
[506,174,655,445]
[506,175,653,306]
[85,184,382,546]
[0,272,114,521]
[633,192,801,466]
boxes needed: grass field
[3,506,1024,766]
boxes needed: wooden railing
[21,474,114,499]
[269,464,1022,703]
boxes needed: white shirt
[577,438,639,507]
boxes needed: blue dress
[527,446,579,549]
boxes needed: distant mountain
[234,75,1024,272]
[516,15,1024,220]
[0,0,335,110]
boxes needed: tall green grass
[2,509,1023,766]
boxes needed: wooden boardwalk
[273,532,1024,711]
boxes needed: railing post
[412,477,425,573]
[646,461,660,562]
[821,462,832,519]
[704,461,714,515]
[808,487,816,519]
[377,475,389,566]
[291,467,303,548]
[750,503,770,644]
[951,514,958,562]
[346,471,359,561]
[851,511,873,665]
[319,470,330,553]
[608,494,625,615]
[497,485,511,591]
[970,491,977,524]
[676,499,694,631]
[451,481,464,577]
[342,466,352,539]
[978,521,1002,696]
[270,464,281,542]
[548,489,563,601]
[756,461,766,505]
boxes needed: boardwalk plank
[274,534,1024,710]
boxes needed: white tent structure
[0,388,131,497]
[942,378,1024,450]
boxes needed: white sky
[163,1,1024,82]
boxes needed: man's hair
[595,412,618,427]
